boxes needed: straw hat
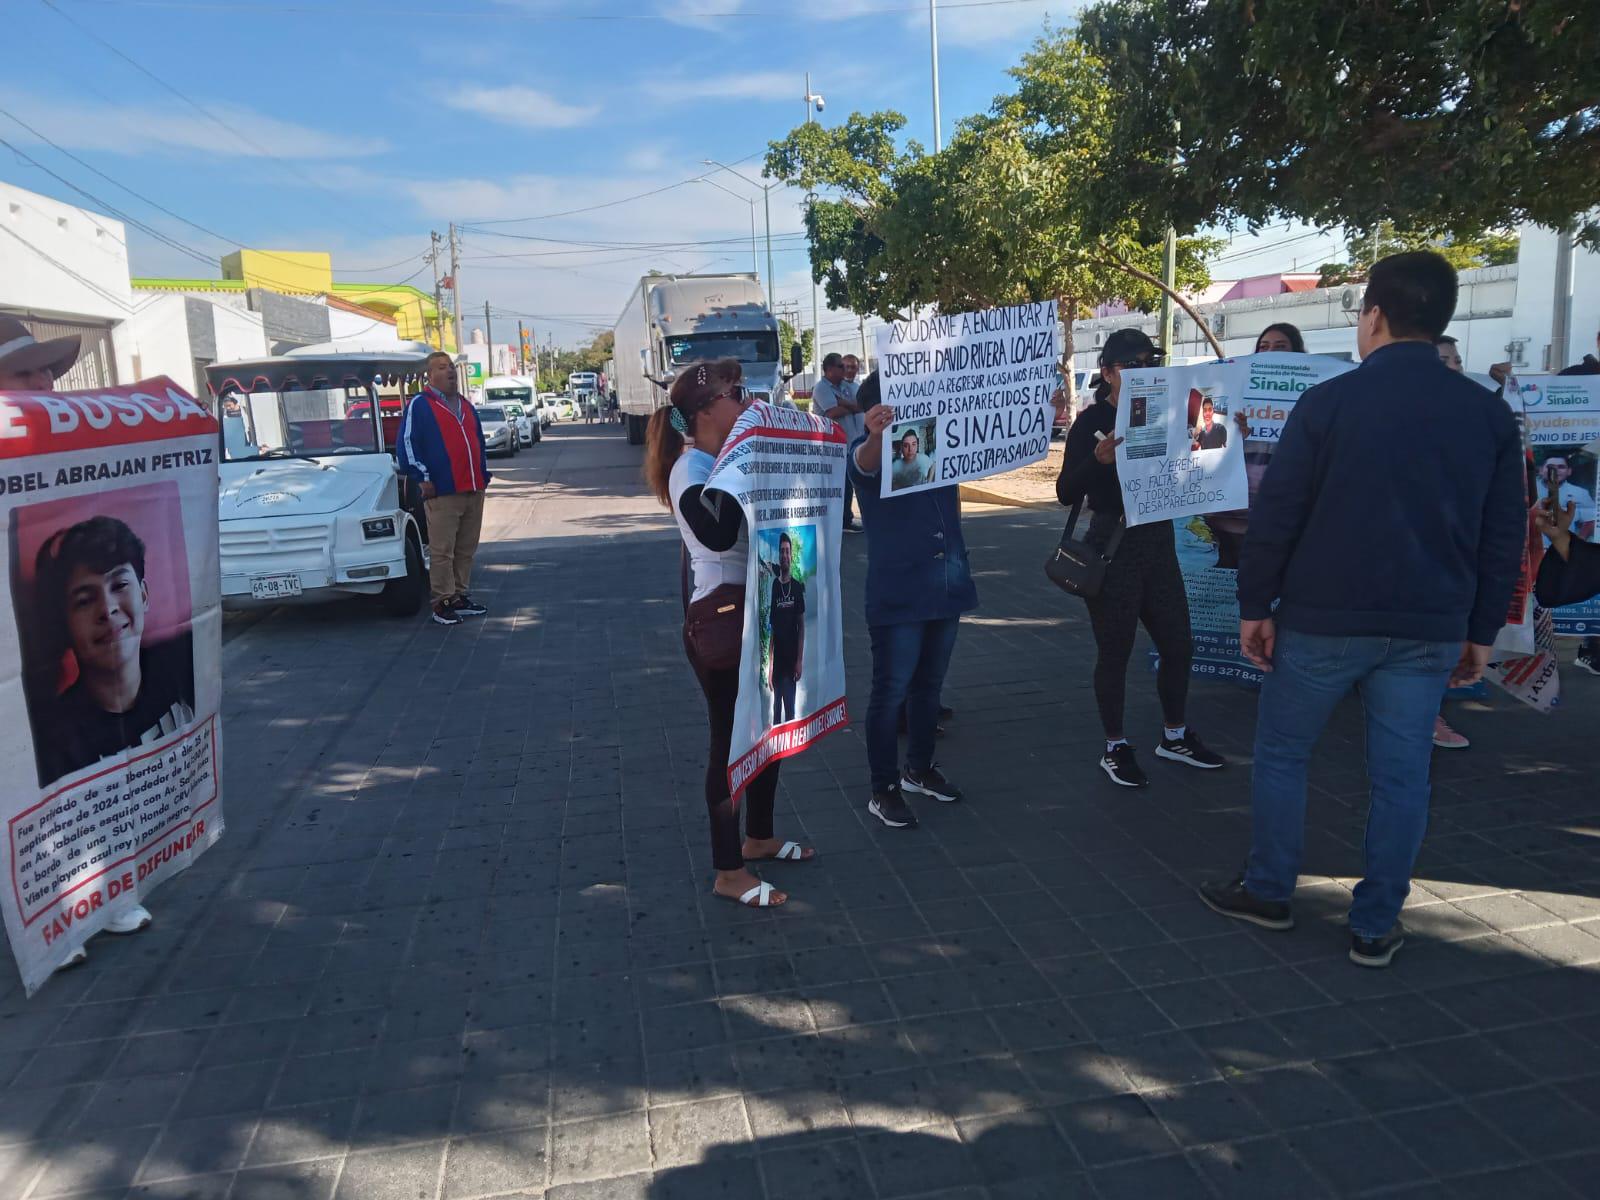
[0,314,82,379]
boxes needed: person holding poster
[1058,330,1227,788]
[1201,252,1526,969]
[1536,496,1600,607]
[849,372,974,828]
[644,360,815,909]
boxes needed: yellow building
[136,249,455,350]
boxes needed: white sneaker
[56,946,88,970]
[105,905,152,935]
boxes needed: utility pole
[929,0,943,152]
[429,230,444,350]
[1550,226,1574,370]
[517,320,527,373]
[859,314,870,372]
[448,222,464,354]
[484,301,494,375]
[804,73,825,378]
[1158,225,1177,355]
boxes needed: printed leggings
[687,636,778,871]
[1082,518,1193,737]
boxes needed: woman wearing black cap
[1058,328,1226,786]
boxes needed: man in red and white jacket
[397,352,493,626]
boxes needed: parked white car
[205,349,430,614]
[537,394,560,426]
[475,404,522,457]
[502,400,539,448]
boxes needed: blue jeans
[866,617,960,791]
[1246,631,1456,938]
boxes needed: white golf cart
[204,349,430,616]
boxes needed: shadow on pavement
[0,503,1595,1198]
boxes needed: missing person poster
[0,381,222,994]
[1172,353,1357,683]
[1511,373,1600,636]
[704,403,848,800]
[875,301,1057,497]
[1113,360,1251,527]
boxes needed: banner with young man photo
[703,403,849,800]
[874,300,1058,497]
[1511,373,1600,636]
[0,380,223,994]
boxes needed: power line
[36,0,400,227]
[63,0,1053,21]
[0,103,427,283]
[461,152,768,227]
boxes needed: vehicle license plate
[250,574,302,600]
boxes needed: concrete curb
[958,482,1058,509]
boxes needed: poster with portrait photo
[757,525,818,729]
[704,403,848,802]
[0,380,221,995]
[1515,373,1600,635]
[888,420,937,493]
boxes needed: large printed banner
[0,381,222,994]
[1510,373,1600,636]
[1113,362,1250,527]
[1171,353,1357,683]
[875,301,1057,497]
[704,403,849,799]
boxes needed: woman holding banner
[1058,329,1227,787]
[644,360,815,909]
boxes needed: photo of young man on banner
[703,402,850,801]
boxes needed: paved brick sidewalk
[1,425,1597,1199]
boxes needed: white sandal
[718,880,782,908]
[750,840,812,862]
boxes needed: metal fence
[9,314,118,389]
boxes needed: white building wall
[118,295,195,390]
[327,306,402,348]
[212,303,269,366]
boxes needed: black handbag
[1045,500,1124,599]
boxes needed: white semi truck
[613,272,786,445]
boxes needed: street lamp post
[702,159,776,307]
[804,74,826,377]
[929,0,943,152]
[697,177,760,286]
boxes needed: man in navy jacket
[1199,252,1526,969]
[397,352,492,626]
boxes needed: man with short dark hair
[1433,334,1464,373]
[814,353,863,533]
[1199,251,1526,969]
[766,532,805,724]
[1192,398,1228,450]
[398,352,492,626]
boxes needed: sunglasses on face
[1110,354,1162,369]
[714,385,749,405]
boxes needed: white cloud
[623,145,671,172]
[0,92,388,160]
[444,85,600,129]
[641,70,799,104]
[926,1,1068,45]
[657,0,745,30]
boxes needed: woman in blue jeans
[847,373,976,828]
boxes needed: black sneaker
[431,603,463,627]
[868,785,918,829]
[937,705,955,720]
[1576,646,1600,676]
[452,594,488,617]
[901,764,962,803]
[1156,731,1226,769]
[843,521,862,535]
[1197,875,1294,931]
[1100,744,1148,788]
[1350,923,1406,968]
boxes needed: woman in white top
[644,359,815,908]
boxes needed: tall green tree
[1074,0,1600,245]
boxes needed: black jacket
[1237,342,1526,646]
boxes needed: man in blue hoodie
[1199,252,1526,969]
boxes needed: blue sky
[5,0,1341,348]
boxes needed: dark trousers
[688,638,778,871]
[772,672,798,725]
[842,472,857,527]
[1082,520,1192,737]
[866,617,961,791]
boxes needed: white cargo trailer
[613,273,785,445]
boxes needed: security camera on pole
[804,73,826,380]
